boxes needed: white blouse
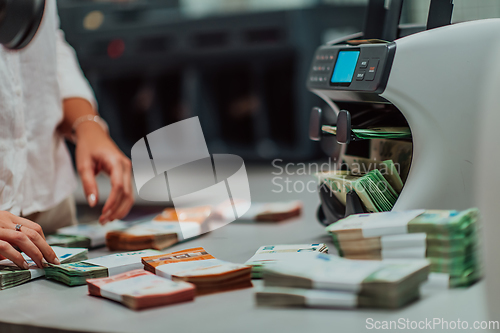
[0,0,96,216]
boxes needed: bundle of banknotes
[52,220,130,248]
[217,201,303,222]
[245,244,328,278]
[0,247,88,290]
[87,269,196,310]
[45,250,159,286]
[142,247,252,295]
[256,252,430,309]
[325,209,481,287]
[318,159,403,213]
[106,207,210,251]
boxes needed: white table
[0,167,492,333]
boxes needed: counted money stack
[87,269,196,310]
[217,201,303,222]
[46,234,91,248]
[326,209,481,287]
[55,220,129,248]
[245,244,328,278]
[317,159,403,213]
[45,249,159,286]
[106,207,210,251]
[256,252,430,309]
[0,247,88,290]
[142,247,252,295]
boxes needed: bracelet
[71,115,109,143]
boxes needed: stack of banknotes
[217,201,303,222]
[46,234,91,248]
[54,220,129,248]
[325,209,481,287]
[245,244,328,278]
[142,247,252,295]
[0,247,88,290]
[256,252,430,309]
[317,160,403,213]
[45,250,159,286]
[106,207,210,251]
[87,269,196,310]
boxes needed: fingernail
[23,262,29,270]
[53,258,61,265]
[88,194,96,207]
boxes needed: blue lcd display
[331,50,360,83]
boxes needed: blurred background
[60,0,500,218]
[59,0,500,163]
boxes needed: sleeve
[55,13,98,110]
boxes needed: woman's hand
[75,121,134,224]
[0,211,59,269]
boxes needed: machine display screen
[331,50,360,84]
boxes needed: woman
[0,1,134,269]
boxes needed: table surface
[0,166,492,333]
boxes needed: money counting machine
[308,0,498,225]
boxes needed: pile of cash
[55,220,129,248]
[326,209,481,287]
[322,126,411,140]
[245,244,328,278]
[45,250,159,286]
[217,201,303,222]
[87,269,196,310]
[0,247,88,290]
[106,207,209,251]
[318,161,402,212]
[256,252,430,309]
[142,247,252,295]
[46,234,91,248]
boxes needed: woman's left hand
[74,121,134,224]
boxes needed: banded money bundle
[0,247,88,290]
[257,252,430,309]
[326,209,481,287]
[217,201,302,222]
[318,160,403,213]
[87,269,196,310]
[142,247,252,295]
[106,207,210,251]
[245,244,328,278]
[56,220,129,248]
[45,250,159,286]
[46,234,91,248]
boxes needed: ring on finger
[15,224,22,232]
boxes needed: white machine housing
[308,19,500,211]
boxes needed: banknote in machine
[370,139,412,181]
[142,247,252,295]
[319,169,398,212]
[87,269,196,310]
[0,246,88,290]
[244,244,328,278]
[45,249,159,286]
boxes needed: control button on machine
[359,59,369,68]
[365,59,379,81]
[355,71,365,81]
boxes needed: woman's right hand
[0,211,60,269]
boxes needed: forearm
[59,97,106,141]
